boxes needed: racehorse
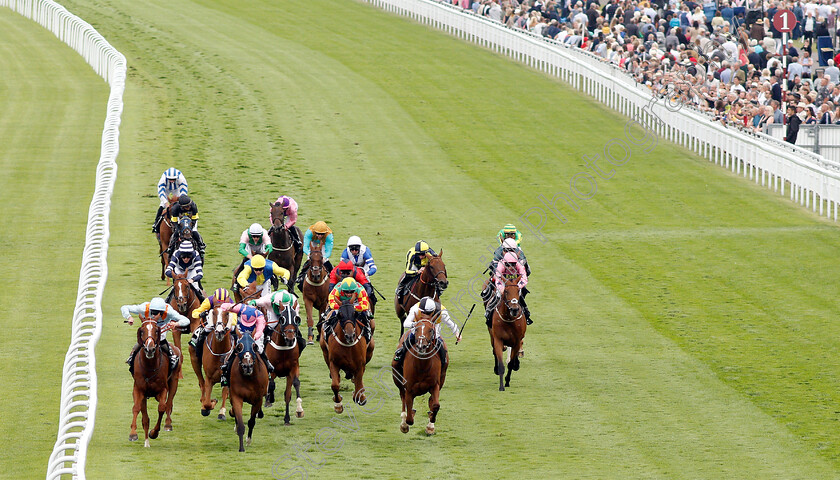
[486,276,527,391]
[190,307,233,420]
[233,279,267,305]
[302,249,329,344]
[228,331,269,452]
[319,302,371,413]
[392,317,446,435]
[265,305,305,425]
[156,204,174,283]
[129,320,181,447]
[169,272,201,353]
[267,204,303,293]
[395,251,448,336]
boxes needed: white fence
[765,124,840,161]
[1,1,125,478]
[364,0,840,219]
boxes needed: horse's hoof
[400,422,409,433]
[264,401,273,409]
[257,409,264,419]
[164,425,173,432]
[201,409,210,417]
[144,439,150,448]
[149,430,159,440]
[518,350,524,358]
[425,423,436,436]
[239,447,245,452]
[284,421,292,426]
[505,380,510,387]
[128,433,138,442]
[307,336,314,345]
[218,414,226,421]
[296,410,304,418]
[334,403,344,414]
[499,385,505,392]
[246,437,252,447]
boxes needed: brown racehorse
[169,272,201,353]
[319,303,370,413]
[233,280,267,305]
[229,331,269,452]
[267,204,303,293]
[303,249,329,344]
[156,205,174,283]
[129,320,181,447]
[265,306,305,425]
[392,318,447,435]
[192,307,233,420]
[486,276,526,391]
[395,251,448,336]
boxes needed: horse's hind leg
[129,387,142,442]
[219,386,229,421]
[492,334,506,391]
[266,377,275,408]
[284,374,293,425]
[329,362,343,413]
[293,372,304,418]
[427,385,441,435]
[246,401,261,447]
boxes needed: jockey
[393,297,460,371]
[329,259,372,300]
[340,235,377,277]
[269,196,301,251]
[295,221,335,290]
[324,278,373,342]
[121,297,190,374]
[490,238,530,275]
[497,223,522,246]
[153,167,187,233]
[396,241,436,304]
[168,194,205,257]
[188,287,237,348]
[234,254,290,299]
[165,241,205,302]
[218,302,272,385]
[250,290,306,351]
[486,252,531,326]
[235,223,272,277]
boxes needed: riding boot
[260,349,275,374]
[396,274,409,304]
[524,305,532,325]
[188,327,203,348]
[309,326,315,344]
[393,342,407,363]
[296,328,307,353]
[193,283,206,302]
[126,343,140,374]
[325,260,333,272]
[162,341,179,372]
[220,354,232,387]
[152,206,164,233]
[165,289,174,303]
[296,260,310,290]
[485,308,493,328]
[437,338,448,365]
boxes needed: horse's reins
[268,316,300,351]
[494,290,524,323]
[270,220,294,252]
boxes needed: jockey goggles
[150,309,165,317]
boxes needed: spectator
[785,104,802,143]
[826,59,840,84]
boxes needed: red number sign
[773,10,796,33]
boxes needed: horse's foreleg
[366,338,375,365]
[284,374,293,425]
[352,364,367,406]
[140,397,151,447]
[304,300,314,329]
[172,330,182,354]
[293,372,304,418]
[191,346,206,413]
[149,390,167,440]
[232,395,245,452]
[247,401,261,447]
[329,362,343,413]
[266,378,276,408]
[129,387,142,442]
[219,386,229,421]
[506,342,521,388]
[165,364,180,431]
[427,384,441,435]
[405,393,416,426]
[492,334,505,391]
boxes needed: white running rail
[1,0,125,478]
[365,0,840,220]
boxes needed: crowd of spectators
[444,0,840,143]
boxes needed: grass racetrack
[6,0,840,477]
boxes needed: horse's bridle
[270,214,293,252]
[410,318,437,358]
[495,285,523,323]
[269,310,299,351]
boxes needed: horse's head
[172,273,191,312]
[269,202,287,230]
[177,216,193,237]
[235,331,257,377]
[138,320,161,359]
[426,250,448,293]
[503,276,522,319]
[240,281,260,302]
[211,308,230,342]
[309,250,324,282]
[411,318,437,358]
[278,307,298,346]
[338,302,358,345]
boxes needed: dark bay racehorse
[319,303,370,413]
[486,276,526,391]
[229,331,269,452]
[190,307,233,420]
[169,272,201,353]
[156,204,174,283]
[303,249,329,344]
[395,251,448,336]
[265,306,305,425]
[267,203,303,293]
[393,318,446,435]
[130,320,181,447]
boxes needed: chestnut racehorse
[319,303,370,413]
[395,251,448,336]
[156,205,174,283]
[129,320,181,447]
[191,307,233,420]
[267,204,303,293]
[229,331,269,452]
[265,306,305,425]
[392,317,447,435]
[302,249,329,344]
[169,272,201,353]
[487,276,526,391]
